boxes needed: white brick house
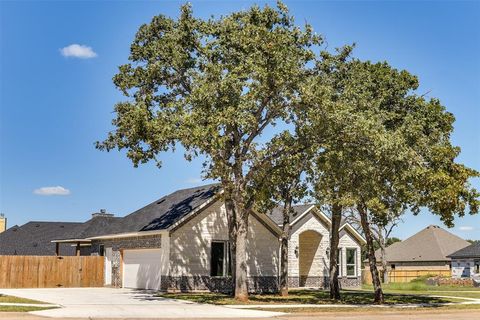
[54,184,365,292]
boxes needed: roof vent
[92,209,114,218]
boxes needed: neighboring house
[448,242,480,278]
[0,212,120,256]
[0,221,83,256]
[51,184,365,292]
[371,225,470,274]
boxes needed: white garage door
[123,249,162,290]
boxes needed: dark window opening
[211,242,225,276]
[391,264,396,270]
[99,245,105,257]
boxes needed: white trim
[289,205,317,227]
[340,224,367,245]
[86,230,168,240]
[251,209,283,237]
[167,189,224,232]
[51,239,91,243]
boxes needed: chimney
[91,209,114,218]
[0,214,6,233]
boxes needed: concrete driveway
[0,288,283,318]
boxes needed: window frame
[337,248,343,278]
[345,247,357,277]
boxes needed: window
[211,241,231,277]
[391,264,395,270]
[99,245,105,257]
[337,248,342,277]
[346,248,357,277]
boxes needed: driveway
[0,288,283,318]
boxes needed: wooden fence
[362,269,451,284]
[0,255,104,288]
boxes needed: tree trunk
[379,234,388,284]
[280,200,292,296]
[329,203,342,300]
[235,209,249,301]
[358,204,384,304]
[225,196,237,296]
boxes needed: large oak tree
[97,2,323,300]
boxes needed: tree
[346,208,403,283]
[96,2,323,301]
[253,132,310,296]
[336,61,479,304]
[305,56,479,303]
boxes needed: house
[370,225,470,280]
[0,221,83,256]
[448,242,480,278]
[51,184,365,292]
[0,211,120,256]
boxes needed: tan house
[370,225,470,282]
[51,184,365,292]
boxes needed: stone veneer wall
[288,276,361,289]
[91,235,162,287]
[161,276,279,293]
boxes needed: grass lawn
[255,303,480,313]
[0,306,56,312]
[0,295,49,305]
[362,278,480,299]
[159,289,461,306]
[0,294,53,312]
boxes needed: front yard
[159,278,480,314]
[0,295,53,312]
[159,288,464,306]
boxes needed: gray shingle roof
[448,242,480,259]
[100,183,221,235]
[268,204,314,226]
[0,221,83,256]
[268,204,348,228]
[378,225,470,262]
[60,215,122,240]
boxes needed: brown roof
[378,225,470,263]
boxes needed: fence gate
[0,255,104,288]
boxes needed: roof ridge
[431,227,446,257]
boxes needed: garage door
[122,249,162,290]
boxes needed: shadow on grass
[159,289,454,305]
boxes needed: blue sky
[1,0,479,240]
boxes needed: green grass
[362,275,480,292]
[254,303,480,313]
[0,306,55,312]
[159,289,460,306]
[361,276,480,299]
[0,295,49,305]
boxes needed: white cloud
[34,186,71,196]
[185,178,202,184]
[459,226,474,231]
[60,44,97,59]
